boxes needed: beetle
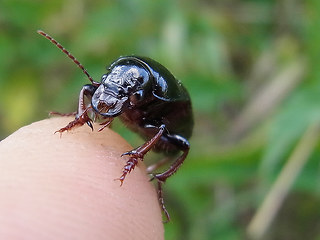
[37,30,193,221]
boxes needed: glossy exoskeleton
[38,30,193,221]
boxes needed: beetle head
[91,63,149,117]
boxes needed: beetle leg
[49,111,77,116]
[150,136,189,222]
[146,156,171,173]
[151,149,189,184]
[117,124,165,185]
[98,118,114,132]
[55,84,98,133]
[156,180,170,222]
[153,134,190,182]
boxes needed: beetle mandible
[37,30,193,221]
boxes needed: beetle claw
[86,120,94,131]
[121,149,145,159]
[121,151,134,157]
[114,177,124,186]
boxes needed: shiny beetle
[38,30,193,221]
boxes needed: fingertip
[0,117,164,240]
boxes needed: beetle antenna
[37,30,99,86]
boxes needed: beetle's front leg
[55,84,98,133]
[117,124,165,185]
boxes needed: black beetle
[38,30,193,221]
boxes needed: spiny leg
[151,134,190,222]
[55,107,93,134]
[153,149,189,182]
[117,124,165,185]
[152,134,190,182]
[148,150,189,222]
[117,157,139,187]
[55,84,98,133]
[155,180,170,222]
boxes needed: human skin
[0,117,164,240]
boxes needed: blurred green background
[1,0,320,239]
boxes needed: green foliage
[1,0,320,239]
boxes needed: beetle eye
[101,74,108,84]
